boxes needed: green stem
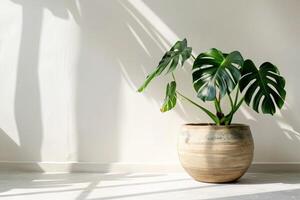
[233,89,239,107]
[191,54,196,60]
[176,91,219,124]
[214,99,222,113]
[228,92,234,112]
[224,96,245,124]
[233,97,244,114]
[171,72,176,82]
[214,94,224,125]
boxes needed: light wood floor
[0,172,299,199]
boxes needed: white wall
[0,0,299,168]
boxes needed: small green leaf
[138,39,192,92]
[239,60,286,115]
[161,81,177,112]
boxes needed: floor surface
[0,172,299,200]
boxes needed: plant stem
[214,93,224,124]
[233,97,244,113]
[176,91,219,124]
[233,88,239,107]
[214,99,222,113]
[224,96,245,124]
[191,54,196,60]
[222,86,243,125]
[171,72,176,82]
[228,92,234,111]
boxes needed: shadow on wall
[0,128,20,161]
[5,0,300,166]
[12,0,43,164]
[9,0,80,164]
[108,0,300,162]
[71,0,211,164]
[73,0,124,163]
[7,0,131,167]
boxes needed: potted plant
[138,39,286,183]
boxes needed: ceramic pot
[178,123,254,183]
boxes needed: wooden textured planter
[178,123,254,183]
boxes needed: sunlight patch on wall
[240,106,257,121]
[277,120,300,141]
[126,23,151,57]
[150,26,172,50]
[127,0,179,44]
[120,1,165,52]
[126,0,198,65]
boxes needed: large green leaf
[239,60,286,115]
[138,39,192,92]
[160,81,177,112]
[192,48,243,101]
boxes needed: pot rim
[182,123,250,129]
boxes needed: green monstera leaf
[160,81,177,112]
[192,48,243,101]
[239,60,286,115]
[138,39,192,92]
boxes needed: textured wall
[0,0,299,166]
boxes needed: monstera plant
[138,39,286,125]
[138,39,287,183]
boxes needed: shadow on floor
[1,173,300,200]
[206,188,300,200]
[237,173,300,185]
[0,173,167,197]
